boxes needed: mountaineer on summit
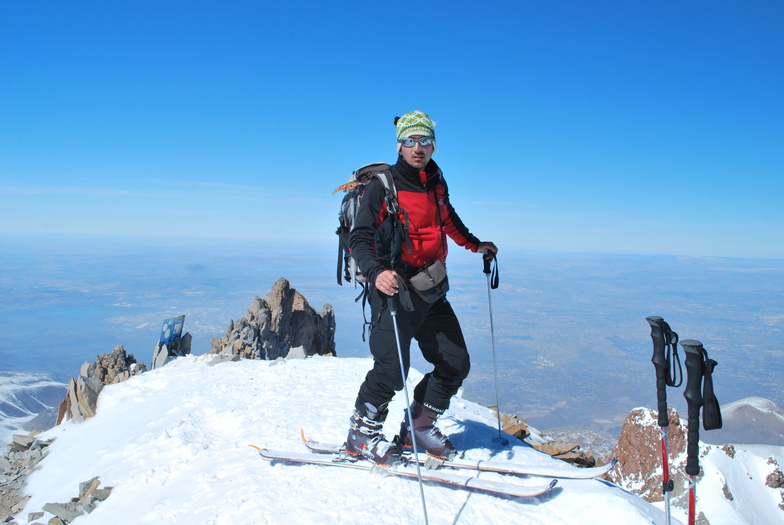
[344,110,498,465]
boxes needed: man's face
[400,135,434,170]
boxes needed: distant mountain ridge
[0,373,67,447]
[701,396,784,446]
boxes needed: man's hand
[375,269,400,296]
[477,242,498,259]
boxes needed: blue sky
[1,1,782,258]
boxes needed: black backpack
[334,162,411,287]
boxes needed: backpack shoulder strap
[371,168,412,255]
[371,168,397,197]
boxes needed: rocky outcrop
[56,346,146,425]
[542,427,618,462]
[608,407,687,503]
[533,440,598,467]
[210,278,336,360]
[488,406,598,467]
[94,345,146,385]
[0,435,54,523]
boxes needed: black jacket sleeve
[349,180,387,286]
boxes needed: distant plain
[1,235,781,436]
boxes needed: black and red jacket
[350,156,481,288]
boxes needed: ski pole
[681,339,705,525]
[645,316,681,525]
[388,291,429,525]
[483,251,507,445]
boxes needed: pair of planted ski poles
[387,251,501,525]
[646,316,722,525]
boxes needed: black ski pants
[355,288,471,415]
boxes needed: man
[344,110,498,465]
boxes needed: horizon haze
[1,236,781,436]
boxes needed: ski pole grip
[482,250,499,289]
[388,293,398,316]
[682,339,705,477]
[646,316,670,427]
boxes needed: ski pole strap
[483,251,499,289]
[701,348,722,431]
[394,274,414,312]
[664,324,683,388]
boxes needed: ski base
[252,446,557,499]
[300,431,617,480]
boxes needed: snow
[741,444,784,466]
[21,355,673,524]
[655,434,784,525]
[694,446,784,525]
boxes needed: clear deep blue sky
[1,1,782,258]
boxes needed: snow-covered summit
[18,355,671,524]
[723,396,784,417]
[703,396,784,447]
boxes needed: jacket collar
[395,156,440,187]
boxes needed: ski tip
[248,444,262,451]
[548,479,558,490]
[608,458,619,472]
[300,429,309,443]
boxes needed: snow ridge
[723,396,784,420]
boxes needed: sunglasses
[398,136,435,147]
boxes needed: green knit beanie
[395,110,436,153]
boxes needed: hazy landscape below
[1,235,782,436]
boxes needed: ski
[300,431,617,480]
[251,446,558,498]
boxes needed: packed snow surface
[23,355,672,524]
[697,446,784,525]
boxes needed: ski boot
[344,403,402,466]
[398,401,457,460]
